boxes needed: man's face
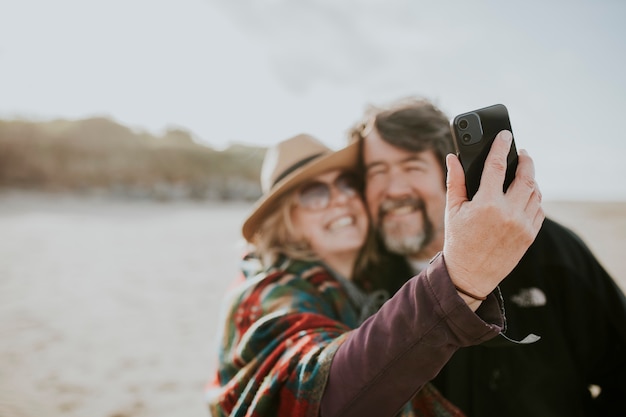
[363,128,447,260]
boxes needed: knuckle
[519,174,536,191]
[512,221,534,247]
[489,159,507,174]
[523,224,536,245]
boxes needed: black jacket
[432,218,626,416]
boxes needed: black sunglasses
[295,172,360,211]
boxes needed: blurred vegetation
[0,117,266,200]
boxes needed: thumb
[446,153,468,209]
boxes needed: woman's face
[290,169,369,262]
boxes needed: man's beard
[378,197,433,257]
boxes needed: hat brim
[242,141,360,242]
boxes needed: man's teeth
[389,206,414,216]
[329,216,354,230]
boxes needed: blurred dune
[0,117,264,200]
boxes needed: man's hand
[443,130,544,303]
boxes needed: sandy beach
[1,192,624,417]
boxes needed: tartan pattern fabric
[206,259,465,417]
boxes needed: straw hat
[242,133,360,242]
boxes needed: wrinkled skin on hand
[443,130,545,308]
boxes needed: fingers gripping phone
[451,104,518,200]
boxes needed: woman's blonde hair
[252,189,317,267]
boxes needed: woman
[206,134,519,417]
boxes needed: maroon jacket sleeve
[321,253,504,417]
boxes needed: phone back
[451,104,518,199]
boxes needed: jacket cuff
[426,252,505,344]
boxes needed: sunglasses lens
[296,173,360,210]
[297,182,330,210]
[335,173,359,196]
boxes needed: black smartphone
[451,104,518,200]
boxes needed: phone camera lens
[459,119,469,130]
[462,133,471,144]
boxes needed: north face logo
[510,287,547,307]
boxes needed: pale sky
[1,0,625,200]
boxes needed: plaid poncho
[206,258,465,417]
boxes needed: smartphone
[451,104,518,200]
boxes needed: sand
[0,192,624,417]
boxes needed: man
[350,97,626,417]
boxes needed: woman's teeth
[329,216,353,230]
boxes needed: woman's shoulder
[230,258,339,302]
[222,259,349,332]
[237,253,329,282]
